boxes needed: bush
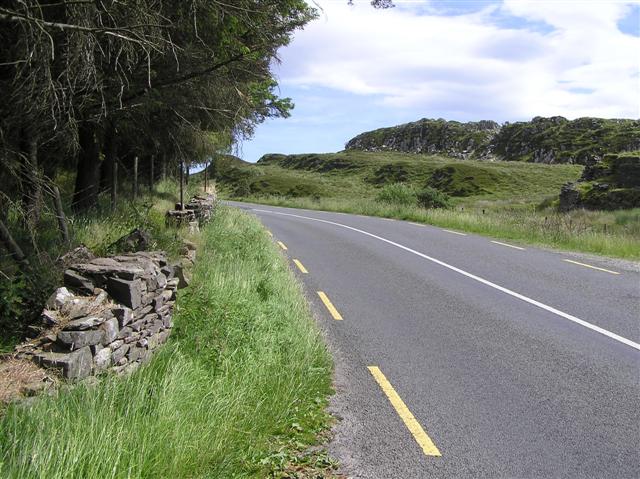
[417,186,452,209]
[376,183,417,206]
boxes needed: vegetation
[344,116,640,165]
[205,150,640,259]
[0,206,334,478]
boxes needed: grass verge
[235,195,640,260]
[0,206,334,478]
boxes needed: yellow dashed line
[317,291,343,320]
[277,241,288,250]
[563,259,620,275]
[266,230,273,237]
[368,366,441,457]
[409,222,425,227]
[293,259,308,274]
[491,240,525,251]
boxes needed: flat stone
[130,319,146,332]
[61,297,94,320]
[62,316,106,331]
[63,270,95,295]
[117,326,133,340]
[41,310,60,326]
[73,262,145,279]
[106,277,142,309]
[100,318,119,344]
[111,344,129,364]
[133,304,154,319]
[149,320,163,335]
[93,347,112,371]
[112,306,133,326]
[110,339,124,350]
[57,330,104,350]
[156,272,167,289]
[127,346,144,362]
[33,347,92,379]
[46,287,74,310]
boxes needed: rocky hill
[346,116,640,165]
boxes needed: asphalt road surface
[229,201,640,479]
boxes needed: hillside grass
[0,206,334,478]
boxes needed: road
[229,201,640,479]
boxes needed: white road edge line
[491,240,525,250]
[252,208,640,351]
[443,229,467,236]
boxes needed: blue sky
[238,0,640,163]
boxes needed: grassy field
[208,151,640,260]
[0,206,334,478]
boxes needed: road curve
[229,201,640,479]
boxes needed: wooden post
[0,218,27,264]
[185,163,189,185]
[161,154,167,181]
[111,162,118,211]
[149,155,154,192]
[133,156,138,200]
[52,186,70,245]
[179,159,184,210]
[204,161,208,193]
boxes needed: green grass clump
[376,183,417,206]
[0,206,333,478]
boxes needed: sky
[238,0,640,163]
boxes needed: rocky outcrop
[15,251,182,379]
[558,153,640,211]
[345,118,499,159]
[345,116,640,165]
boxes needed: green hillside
[209,150,582,208]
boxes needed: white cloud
[276,0,640,120]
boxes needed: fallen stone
[57,245,95,268]
[174,262,191,289]
[46,287,74,310]
[110,228,152,253]
[41,310,60,326]
[106,277,142,309]
[57,330,104,350]
[62,316,106,331]
[34,347,93,379]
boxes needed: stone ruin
[166,193,216,230]
[15,247,196,380]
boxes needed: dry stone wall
[16,250,187,379]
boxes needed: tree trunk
[185,163,189,185]
[21,129,42,227]
[161,153,167,180]
[179,159,184,209]
[0,218,27,265]
[72,123,101,213]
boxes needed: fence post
[133,156,138,200]
[52,186,70,245]
[179,159,184,209]
[111,162,118,211]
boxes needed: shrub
[376,183,417,206]
[417,186,452,209]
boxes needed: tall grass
[238,195,640,260]
[0,206,332,478]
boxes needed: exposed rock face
[559,153,640,210]
[345,116,640,165]
[15,251,183,380]
[345,118,500,159]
